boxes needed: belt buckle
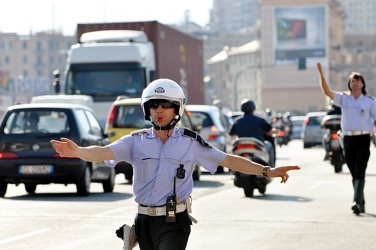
[147,207,156,216]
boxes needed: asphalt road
[1,139,376,250]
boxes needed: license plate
[330,140,340,148]
[19,165,54,174]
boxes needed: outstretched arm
[219,154,300,183]
[317,62,334,100]
[50,138,114,162]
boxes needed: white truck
[55,30,156,127]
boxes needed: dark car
[0,103,115,197]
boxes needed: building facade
[259,0,346,114]
[0,31,74,104]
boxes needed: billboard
[274,6,326,63]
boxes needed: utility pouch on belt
[166,195,177,223]
[115,224,137,250]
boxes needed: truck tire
[76,165,91,196]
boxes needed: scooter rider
[323,102,342,160]
[229,99,276,168]
[51,79,299,250]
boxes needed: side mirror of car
[105,131,116,138]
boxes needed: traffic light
[298,57,306,70]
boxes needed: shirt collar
[148,127,180,138]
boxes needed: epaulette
[367,95,375,100]
[131,129,148,136]
[182,128,212,148]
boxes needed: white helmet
[141,78,186,120]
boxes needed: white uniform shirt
[333,91,376,131]
[104,127,227,206]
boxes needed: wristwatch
[262,166,271,177]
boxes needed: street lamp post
[233,64,261,110]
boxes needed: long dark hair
[347,72,367,95]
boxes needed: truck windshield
[66,62,146,102]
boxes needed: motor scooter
[232,137,272,197]
[276,125,290,147]
[321,115,346,173]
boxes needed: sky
[1,0,213,36]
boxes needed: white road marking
[307,180,336,189]
[0,228,50,245]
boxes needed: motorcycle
[231,137,272,197]
[276,125,291,147]
[321,114,346,173]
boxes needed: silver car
[301,111,327,148]
[185,105,232,173]
[290,116,305,139]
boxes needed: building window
[23,56,28,63]
[22,41,28,49]
[4,41,12,50]
[37,41,43,52]
[5,56,10,64]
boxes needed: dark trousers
[135,210,191,250]
[343,134,370,180]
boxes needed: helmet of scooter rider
[240,99,256,114]
[141,78,186,125]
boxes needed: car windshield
[307,115,323,125]
[113,105,151,128]
[189,112,214,128]
[3,110,70,134]
[292,119,304,126]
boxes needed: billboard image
[277,18,306,40]
[274,6,326,62]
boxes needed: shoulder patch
[131,129,148,136]
[182,128,212,148]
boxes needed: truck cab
[56,30,156,127]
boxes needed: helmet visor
[148,99,179,109]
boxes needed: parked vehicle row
[0,93,330,198]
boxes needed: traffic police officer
[317,63,376,215]
[51,79,300,249]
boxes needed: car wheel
[192,164,201,181]
[76,165,91,196]
[124,173,133,182]
[102,168,115,193]
[216,166,224,173]
[25,184,37,194]
[0,181,7,197]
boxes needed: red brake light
[53,153,61,158]
[304,117,309,124]
[208,125,219,140]
[235,144,256,150]
[331,133,339,139]
[107,104,116,128]
[0,152,18,159]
